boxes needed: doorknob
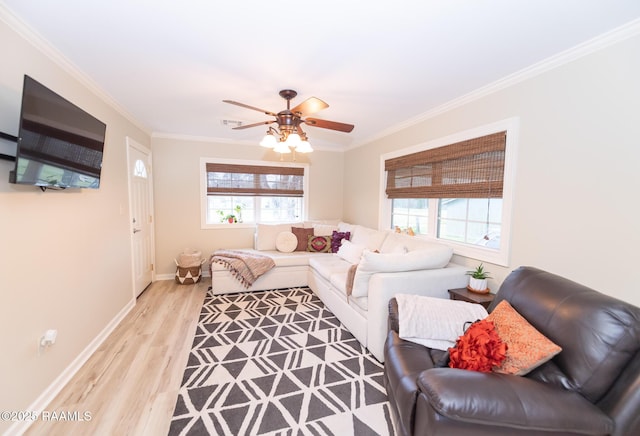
[133,228,142,234]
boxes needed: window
[381,119,518,265]
[200,158,308,227]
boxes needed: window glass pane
[259,196,302,223]
[439,198,467,220]
[208,196,254,223]
[437,198,502,248]
[438,218,465,243]
[133,159,148,178]
[392,198,428,234]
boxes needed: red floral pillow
[448,319,507,372]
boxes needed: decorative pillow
[396,294,488,350]
[307,235,331,253]
[358,245,453,272]
[336,240,366,264]
[331,230,351,253]
[448,319,507,372]
[487,300,562,376]
[291,227,314,251]
[275,231,297,253]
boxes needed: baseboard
[4,298,136,436]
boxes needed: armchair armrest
[388,297,399,333]
[416,368,613,434]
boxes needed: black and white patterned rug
[169,287,395,435]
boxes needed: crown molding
[0,3,151,136]
[348,17,640,151]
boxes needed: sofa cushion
[275,231,297,253]
[335,240,365,264]
[255,222,304,251]
[488,300,562,376]
[350,225,388,251]
[351,245,453,298]
[309,223,338,236]
[417,369,614,435]
[360,245,452,272]
[309,256,352,278]
[291,227,314,251]
[380,232,440,253]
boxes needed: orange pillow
[488,300,562,375]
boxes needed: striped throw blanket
[210,250,275,288]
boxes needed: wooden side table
[448,287,495,309]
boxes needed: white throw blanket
[395,293,488,350]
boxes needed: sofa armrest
[416,368,613,435]
[366,265,468,362]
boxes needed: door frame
[126,136,156,298]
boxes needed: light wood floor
[25,279,208,436]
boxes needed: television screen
[10,75,106,189]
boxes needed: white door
[127,138,154,297]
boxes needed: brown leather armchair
[383,266,640,435]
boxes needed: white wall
[151,136,344,277]
[0,14,150,433]
[343,31,640,307]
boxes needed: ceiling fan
[223,89,354,153]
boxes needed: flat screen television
[9,75,106,190]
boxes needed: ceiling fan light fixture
[259,131,277,148]
[285,132,301,146]
[223,89,354,157]
[273,141,291,154]
[296,139,313,153]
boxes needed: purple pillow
[331,231,351,253]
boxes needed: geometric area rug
[169,287,396,435]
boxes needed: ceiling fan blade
[232,120,274,130]
[291,97,329,117]
[223,100,277,116]
[304,117,354,133]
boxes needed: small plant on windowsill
[217,210,237,224]
[466,263,491,294]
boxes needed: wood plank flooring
[25,279,207,436]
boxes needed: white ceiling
[3,1,640,151]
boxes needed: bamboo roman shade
[206,163,304,197]
[385,131,506,199]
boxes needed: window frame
[379,118,519,266]
[200,157,309,229]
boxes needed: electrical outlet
[38,329,58,355]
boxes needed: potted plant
[224,214,236,224]
[466,263,491,293]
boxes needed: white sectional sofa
[209,221,468,362]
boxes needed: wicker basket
[175,249,204,284]
[175,265,202,284]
